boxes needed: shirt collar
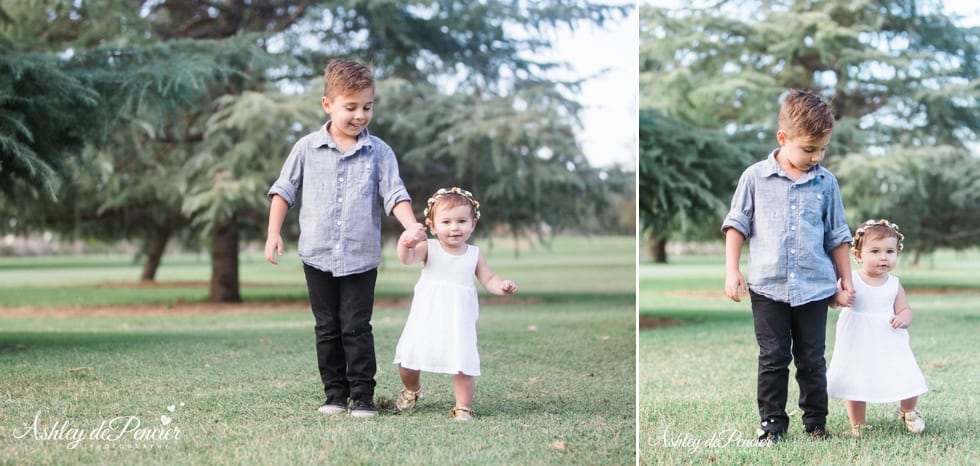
[313,121,373,152]
[762,148,821,183]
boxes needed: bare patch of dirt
[638,315,683,330]
[0,295,538,318]
[663,290,726,299]
[903,286,980,295]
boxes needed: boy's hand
[829,289,850,308]
[265,235,283,265]
[837,282,856,307]
[500,280,518,295]
[829,279,855,307]
[725,269,746,302]
[400,223,426,248]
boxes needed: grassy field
[0,236,635,465]
[639,249,980,465]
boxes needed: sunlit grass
[639,248,980,465]
[0,235,635,464]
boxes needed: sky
[543,3,638,170]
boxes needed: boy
[265,59,426,418]
[721,89,854,444]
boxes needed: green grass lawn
[0,236,635,465]
[639,249,980,465]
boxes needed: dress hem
[828,388,927,403]
[393,361,480,377]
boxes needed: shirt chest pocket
[798,191,829,226]
[354,162,377,192]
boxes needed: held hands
[830,278,855,308]
[400,223,427,249]
[830,288,855,308]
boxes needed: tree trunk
[650,237,668,264]
[209,216,241,302]
[140,228,171,282]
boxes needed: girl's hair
[424,187,481,223]
[852,219,905,255]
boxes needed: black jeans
[750,290,829,433]
[303,265,378,402]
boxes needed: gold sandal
[451,406,475,421]
[845,424,871,438]
[395,386,423,411]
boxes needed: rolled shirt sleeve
[823,175,853,252]
[267,140,306,207]
[721,167,757,239]
[373,137,412,216]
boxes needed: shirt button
[339,177,344,182]
[335,244,340,249]
[790,272,796,278]
[337,197,342,202]
[790,226,796,231]
[336,221,342,226]
[790,249,796,254]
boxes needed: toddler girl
[393,187,518,421]
[827,219,928,437]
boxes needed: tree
[836,147,980,264]
[0,53,101,200]
[639,0,979,255]
[638,109,752,262]
[2,1,631,302]
[370,78,618,242]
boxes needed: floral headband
[853,218,904,252]
[423,187,481,221]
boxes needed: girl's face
[321,87,374,144]
[427,203,476,250]
[855,235,900,277]
[775,131,831,175]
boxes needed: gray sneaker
[350,399,378,418]
[317,397,347,416]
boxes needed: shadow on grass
[0,328,273,355]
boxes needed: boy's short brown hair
[323,59,374,98]
[777,89,835,138]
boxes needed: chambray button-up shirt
[721,150,852,307]
[268,122,411,276]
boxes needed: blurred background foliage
[639,0,979,263]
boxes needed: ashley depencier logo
[12,404,183,450]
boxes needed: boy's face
[776,130,831,174]
[321,87,374,143]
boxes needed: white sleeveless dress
[827,271,927,402]
[394,240,481,376]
